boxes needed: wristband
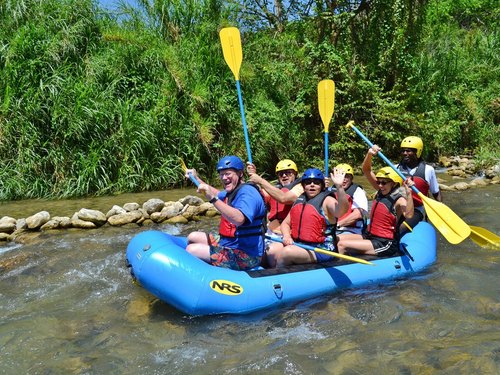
[209,196,218,204]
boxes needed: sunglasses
[303,178,323,186]
[376,179,391,186]
[277,170,294,177]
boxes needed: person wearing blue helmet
[266,167,349,268]
[184,155,266,270]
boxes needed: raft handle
[273,283,283,299]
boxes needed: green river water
[0,180,498,374]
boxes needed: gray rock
[0,216,17,234]
[106,205,126,218]
[16,218,27,231]
[26,211,50,230]
[108,210,143,226]
[41,219,61,230]
[451,182,470,191]
[77,208,107,226]
[178,195,205,206]
[165,215,189,224]
[470,177,489,187]
[143,198,165,215]
[123,202,140,212]
[71,219,97,229]
[52,216,72,229]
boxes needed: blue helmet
[216,155,244,172]
[302,168,325,181]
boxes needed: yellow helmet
[401,136,424,158]
[275,159,298,173]
[375,167,403,186]
[335,163,353,175]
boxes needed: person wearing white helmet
[184,155,266,271]
[266,167,349,268]
[246,159,304,233]
[334,163,368,235]
[336,146,415,257]
[397,136,442,230]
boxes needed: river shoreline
[1,156,499,244]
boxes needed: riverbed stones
[123,202,140,211]
[77,208,107,226]
[179,195,204,206]
[142,198,165,215]
[107,210,143,226]
[469,177,489,187]
[106,205,127,218]
[0,216,16,234]
[26,211,50,230]
[71,213,98,229]
[40,216,72,231]
[165,215,188,224]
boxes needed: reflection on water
[0,185,499,373]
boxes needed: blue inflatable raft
[126,222,437,316]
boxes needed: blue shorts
[309,237,337,263]
[207,233,261,271]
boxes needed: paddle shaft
[235,80,252,163]
[348,122,471,244]
[324,132,329,176]
[266,235,374,265]
[349,124,421,195]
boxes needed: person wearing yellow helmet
[398,136,442,228]
[266,167,349,268]
[336,147,415,257]
[246,159,304,233]
[334,163,369,235]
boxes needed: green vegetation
[0,0,498,200]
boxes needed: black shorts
[402,210,424,232]
[362,233,400,257]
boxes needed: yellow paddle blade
[418,193,471,244]
[469,226,500,249]
[179,158,188,173]
[313,247,375,265]
[219,27,242,80]
[318,79,335,133]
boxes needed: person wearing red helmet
[184,155,266,270]
[246,159,303,233]
[266,167,349,268]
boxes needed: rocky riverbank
[1,156,499,244]
[0,195,219,243]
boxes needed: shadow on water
[0,185,499,374]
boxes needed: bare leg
[275,244,316,268]
[186,243,211,262]
[265,242,284,268]
[186,231,211,262]
[187,231,209,245]
[337,234,376,255]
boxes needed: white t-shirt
[337,185,368,234]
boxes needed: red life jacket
[367,189,404,240]
[336,183,365,229]
[219,183,266,238]
[398,160,429,207]
[289,190,334,243]
[267,178,301,223]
